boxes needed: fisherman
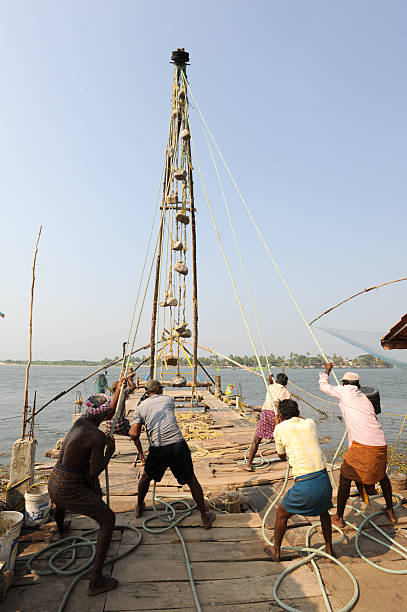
[104,369,145,465]
[129,379,216,528]
[94,371,109,394]
[244,373,291,471]
[319,362,396,526]
[48,381,125,596]
[264,399,334,561]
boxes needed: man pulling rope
[319,362,396,526]
[264,399,334,561]
[48,381,125,596]
[129,380,216,528]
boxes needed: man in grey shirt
[129,379,215,528]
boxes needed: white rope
[184,75,340,388]
[190,133,269,393]
[195,96,273,377]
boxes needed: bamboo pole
[186,103,199,385]
[22,226,42,439]
[308,276,407,326]
[149,214,165,379]
[28,341,152,422]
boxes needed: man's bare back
[59,417,107,475]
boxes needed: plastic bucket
[0,511,24,570]
[24,482,51,527]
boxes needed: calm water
[1,365,406,465]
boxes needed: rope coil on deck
[27,524,143,612]
[260,461,407,612]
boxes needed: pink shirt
[319,372,386,448]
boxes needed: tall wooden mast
[149,49,198,384]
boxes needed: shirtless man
[48,381,124,596]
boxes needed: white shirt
[262,383,291,413]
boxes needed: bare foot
[88,576,118,596]
[264,545,280,561]
[203,510,216,529]
[324,545,336,560]
[57,520,71,538]
[331,515,346,528]
[135,503,145,518]
[384,508,397,524]
[242,464,254,472]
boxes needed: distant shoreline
[0,363,392,369]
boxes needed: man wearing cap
[319,362,396,526]
[129,380,216,528]
[48,381,125,596]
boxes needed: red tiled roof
[381,314,407,350]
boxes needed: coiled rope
[27,525,142,612]
[142,482,202,612]
[260,462,407,612]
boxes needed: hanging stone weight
[174,261,188,276]
[174,168,186,181]
[179,88,186,101]
[175,211,190,225]
[159,297,178,307]
[175,323,187,334]
[172,109,181,120]
[167,192,178,204]
[172,240,183,251]
[179,328,192,338]
[181,128,190,140]
[164,353,178,366]
[171,375,187,387]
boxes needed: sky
[0,1,406,361]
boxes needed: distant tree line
[2,352,391,368]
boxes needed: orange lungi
[341,441,387,485]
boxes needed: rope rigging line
[180,75,407,611]
[190,134,270,395]
[183,74,341,386]
[123,159,165,365]
[198,109,273,377]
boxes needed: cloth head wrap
[85,393,111,415]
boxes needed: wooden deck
[4,388,407,611]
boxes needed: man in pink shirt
[319,362,396,526]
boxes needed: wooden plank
[121,526,265,545]
[1,575,109,612]
[113,553,304,582]
[131,512,263,529]
[105,569,320,610]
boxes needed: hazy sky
[1,1,406,361]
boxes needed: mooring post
[8,438,37,509]
[215,375,222,398]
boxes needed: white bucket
[24,481,51,527]
[0,511,24,570]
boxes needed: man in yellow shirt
[264,399,334,561]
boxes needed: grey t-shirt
[132,394,183,447]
